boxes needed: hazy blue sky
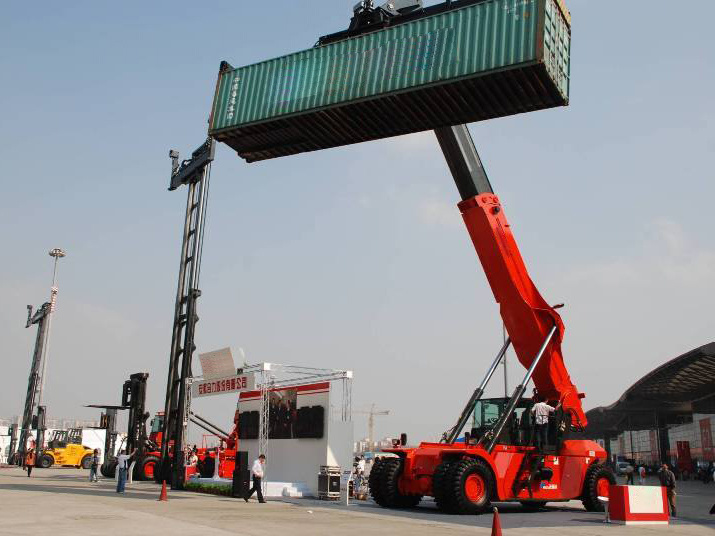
[1,1,713,443]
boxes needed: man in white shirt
[244,454,266,503]
[115,449,136,494]
[530,396,561,451]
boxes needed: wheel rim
[464,473,486,503]
[144,461,155,479]
[596,476,611,497]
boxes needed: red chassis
[379,439,611,512]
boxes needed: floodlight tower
[37,248,66,409]
[15,248,65,464]
[35,248,65,452]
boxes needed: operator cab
[150,415,164,434]
[467,397,567,452]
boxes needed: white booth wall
[239,383,353,497]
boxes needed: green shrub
[184,481,233,497]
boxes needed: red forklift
[92,372,242,481]
[149,409,241,479]
[309,2,615,515]
[367,124,615,514]
[90,373,161,480]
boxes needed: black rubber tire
[581,464,616,512]
[136,455,160,481]
[380,458,421,508]
[39,454,54,468]
[80,455,93,470]
[520,500,547,511]
[450,458,494,515]
[368,457,388,506]
[433,460,458,513]
[101,460,117,478]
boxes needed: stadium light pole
[36,248,66,409]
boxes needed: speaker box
[318,473,340,494]
[235,451,248,472]
[232,450,250,498]
[312,406,325,438]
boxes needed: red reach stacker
[368,125,615,514]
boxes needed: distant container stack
[209,0,571,162]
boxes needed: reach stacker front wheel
[581,464,616,512]
[450,458,493,514]
[369,457,421,508]
[433,458,494,514]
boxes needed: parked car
[616,461,634,475]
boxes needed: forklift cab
[149,414,164,445]
[470,397,567,449]
[47,429,82,449]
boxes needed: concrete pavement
[0,468,713,535]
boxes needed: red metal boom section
[459,194,587,428]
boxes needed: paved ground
[0,468,713,535]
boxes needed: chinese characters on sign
[192,373,255,398]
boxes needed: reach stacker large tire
[432,460,457,513]
[135,456,160,481]
[368,457,388,506]
[449,458,494,515]
[369,457,421,508]
[581,464,616,512]
[101,460,117,478]
[80,455,93,470]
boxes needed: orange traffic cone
[491,506,502,536]
[158,480,168,501]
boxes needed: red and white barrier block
[608,485,669,525]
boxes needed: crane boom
[435,125,587,430]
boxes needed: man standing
[115,449,136,494]
[530,396,561,451]
[658,463,677,517]
[625,464,635,485]
[89,449,101,483]
[244,454,266,503]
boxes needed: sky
[1,1,713,445]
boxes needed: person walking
[625,464,635,485]
[244,454,266,503]
[24,447,36,477]
[115,449,136,494]
[530,396,561,451]
[89,449,101,483]
[658,463,677,517]
[638,464,646,485]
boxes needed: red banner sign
[700,418,714,461]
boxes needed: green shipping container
[210,0,571,162]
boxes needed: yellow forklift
[39,428,93,469]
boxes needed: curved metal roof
[585,342,715,436]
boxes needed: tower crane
[353,404,389,446]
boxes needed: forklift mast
[435,125,587,432]
[122,373,151,456]
[160,138,215,489]
[17,302,52,463]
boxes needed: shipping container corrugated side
[210,0,570,162]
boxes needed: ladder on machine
[159,138,215,489]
